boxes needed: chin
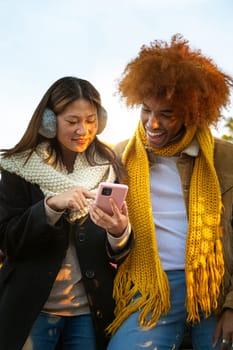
[149,142,164,149]
[77,144,90,152]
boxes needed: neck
[62,152,77,173]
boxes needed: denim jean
[22,312,97,350]
[107,270,221,350]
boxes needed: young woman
[0,76,132,350]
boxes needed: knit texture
[0,142,116,199]
[107,121,224,334]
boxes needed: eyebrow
[142,103,173,113]
[66,113,97,119]
[160,109,173,113]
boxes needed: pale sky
[0,0,232,149]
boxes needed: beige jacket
[114,137,233,314]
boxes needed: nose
[147,112,160,129]
[76,122,87,136]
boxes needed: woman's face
[56,98,98,154]
[140,97,185,149]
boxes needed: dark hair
[0,76,125,180]
[118,34,233,127]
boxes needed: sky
[0,0,233,149]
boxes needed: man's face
[140,97,185,149]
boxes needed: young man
[107,34,233,350]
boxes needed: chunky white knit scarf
[0,143,116,215]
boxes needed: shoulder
[214,138,233,191]
[214,138,233,166]
[0,169,21,185]
[0,169,40,194]
[0,170,28,193]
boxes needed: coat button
[96,310,103,319]
[85,269,95,278]
[78,232,85,242]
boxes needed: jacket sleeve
[214,139,233,312]
[0,170,67,258]
[222,200,233,310]
[105,229,134,264]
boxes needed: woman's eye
[87,118,97,124]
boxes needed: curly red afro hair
[118,34,233,127]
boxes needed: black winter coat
[0,170,132,350]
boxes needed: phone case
[95,182,128,215]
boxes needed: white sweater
[150,139,199,271]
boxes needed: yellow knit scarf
[107,121,224,334]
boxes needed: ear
[97,106,107,134]
[39,108,57,138]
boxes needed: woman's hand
[46,187,96,212]
[89,198,129,237]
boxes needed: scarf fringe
[106,269,170,335]
[186,250,224,322]
[186,225,224,322]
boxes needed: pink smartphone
[95,182,128,215]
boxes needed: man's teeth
[148,131,163,137]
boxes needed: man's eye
[142,107,151,113]
[161,113,171,118]
[160,112,173,119]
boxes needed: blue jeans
[107,271,221,350]
[22,312,97,350]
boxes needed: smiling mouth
[146,129,165,138]
[73,138,88,143]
